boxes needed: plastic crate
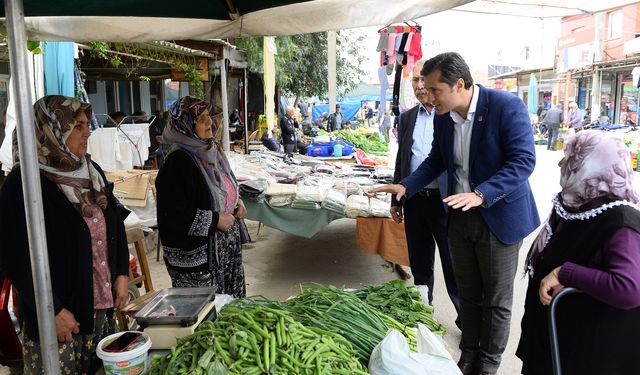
[335,140,355,156]
[308,143,333,157]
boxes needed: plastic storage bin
[307,143,333,157]
[335,140,355,156]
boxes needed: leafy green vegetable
[330,129,389,155]
[354,280,446,335]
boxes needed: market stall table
[244,200,411,277]
[355,217,409,267]
[243,199,346,238]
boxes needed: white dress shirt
[450,85,479,194]
[410,105,439,189]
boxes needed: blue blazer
[401,85,540,245]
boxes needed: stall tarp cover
[0,0,473,41]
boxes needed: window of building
[608,11,622,39]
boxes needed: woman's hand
[539,267,565,305]
[113,275,129,310]
[55,308,80,343]
[217,212,235,231]
[234,200,247,219]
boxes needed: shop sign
[557,43,593,73]
[624,37,640,56]
[494,81,504,90]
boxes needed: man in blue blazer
[369,52,540,375]
[392,61,460,325]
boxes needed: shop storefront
[618,71,638,125]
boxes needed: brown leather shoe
[457,359,477,375]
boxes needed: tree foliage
[235,31,366,99]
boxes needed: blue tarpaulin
[312,101,361,122]
[310,82,393,121]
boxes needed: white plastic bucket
[96,331,151,375]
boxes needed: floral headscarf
[161,97,238,213]
[559,130,639,209]
[526,130,640,273]
[13,95,108,217]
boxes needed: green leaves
[180,63,204,100]
[235,31,367,99]
[26,40,43,54]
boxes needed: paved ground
[144,138,566,375]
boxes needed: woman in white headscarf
[0,95,129,374]
[155,97,246,297]
[517,130,640,375]
[567,102,582,132]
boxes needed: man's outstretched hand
[365,184,407,202]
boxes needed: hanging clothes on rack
[376,23,423,116]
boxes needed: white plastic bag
[368,324,461,375]
[415,285,430,306]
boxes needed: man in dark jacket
[279,106,298,155]
[326,104,343,132]
[542,104,563,151]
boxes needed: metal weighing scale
[134,287,217,349]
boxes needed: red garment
[83,205,113,309]
[410,32,423,60]
[222,174,238,215]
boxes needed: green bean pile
[283,284,418,363]
[146,299,368,375]
[354,280,446,335]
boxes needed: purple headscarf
[559,130,639,208]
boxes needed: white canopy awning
[9,0,473,42]
[454,0,640,18]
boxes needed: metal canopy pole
[220,48,230,152]
[243,68,249,154]
[4,0,60,373]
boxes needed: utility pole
[590,12,604,122]
[328,31,337,115]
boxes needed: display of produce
[283,284,417,362]
[354,280,446,335]
[321,129,389,155]
[145,281,447,374]
[147,298,367,375]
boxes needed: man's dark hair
[421,52,473,89]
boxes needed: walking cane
[548,287,583,375]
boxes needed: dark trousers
[284,142,296,155]
[403,189,460,314]
[449,209,520,373]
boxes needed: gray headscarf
[161,97,238,213]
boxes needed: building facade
[557,4,640,124]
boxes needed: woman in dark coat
[0,95,129,374]
[517,130,640,375]
[155,97,246,297]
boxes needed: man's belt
[417,188,440,198]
